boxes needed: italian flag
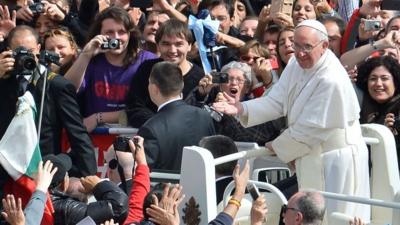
[0,91,54,225]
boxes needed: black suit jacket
[138,100,215,171]
[0,72,97,178]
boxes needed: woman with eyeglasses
[43,27,79,74]
[186,61,285,145]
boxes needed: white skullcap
[296,19,328,36]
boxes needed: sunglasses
[281,204,302,214]
[240,55,260,62]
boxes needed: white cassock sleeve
[272,69,358,163]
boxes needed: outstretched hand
[212,92,243,115]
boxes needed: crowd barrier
[178,124,400,225]
[61,126,138,177]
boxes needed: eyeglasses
[228,77,246,84]
[293,40,324,53]
[281,204,302,214]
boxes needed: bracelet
[228,198,241,208]
[370,41,378,50]
[96,112,103,124]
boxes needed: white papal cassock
[240,49,370,222]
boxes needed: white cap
[296,19,328,36]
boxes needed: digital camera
[101,39,120,49]
[39,50,60,66]
[29,2,45,14]
[11,46,37,76]
[113,136,139,152]
[211,71,229,84]
[364,19,382,31]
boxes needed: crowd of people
[0,0,398,224]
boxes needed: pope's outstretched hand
[212,92,243,115]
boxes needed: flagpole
[37,66,48,142]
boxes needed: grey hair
[295,191,326,225]
[220,61,252,87]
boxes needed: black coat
[0,71,97,178]
[138,100,216,171]
[51,180,128,225]
[125,58,204,128]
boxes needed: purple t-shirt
[79,50,157,117]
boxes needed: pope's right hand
[212,92,243,115]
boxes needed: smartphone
[381,0,400,10]
[246,183,261,200]
[270,0,294,18]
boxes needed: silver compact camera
[101,39,120,49]
[364,19,382,31]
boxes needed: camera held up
[211,71,229,84]
[101,39,120,50]
[29,2,45,15]
[11,46,37,76]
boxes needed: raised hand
[0,5,16,41]
[158,183,185,214]
[250,195,268,225]
[1,195,25,225]
[35,160,58,192]
[129,135,147,165]
[43,0,66,21]
[147,204,180,225]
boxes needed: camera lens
[109,39,119,49]
[22,57,37,70]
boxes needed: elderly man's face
[294,26,328,69]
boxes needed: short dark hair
[149,61,184,97]
[198,0,235,18]
[7,25,39,47]
[199,135,238,176]
[320,16,346,37]
[87,6,140,67]
[357,56,400,96]
[155,18,193,44]
[296,192,326,224]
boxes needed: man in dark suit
[0,26,97,179]
[138,61,215,171]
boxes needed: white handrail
[214,148,275,166]
[318,190,400,209]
